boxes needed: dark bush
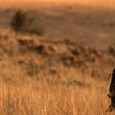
[11,10,27,32]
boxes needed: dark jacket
[110,69,115,93]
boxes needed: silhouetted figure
[107,68,115,112]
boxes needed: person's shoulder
[112,69,115,75]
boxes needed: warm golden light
[1,0,115,8]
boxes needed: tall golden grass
[0,71,114,115]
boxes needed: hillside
[0,27,114,114]
[0,28,114,79]
[0,5,115,49]
[0,3,115,114]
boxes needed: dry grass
[0,70,114,115]
[0,5,115,114]
[0,29,114,114]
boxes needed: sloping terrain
[0,28,114,114]
[0,5,115,49]
[0,3,115,114]
[0,28,114,79]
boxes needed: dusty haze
[1,0,115,8]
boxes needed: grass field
[0,71,113,115]
[0,1,115,114]
[0,28,114,114]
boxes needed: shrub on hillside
[11,10,27,32]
